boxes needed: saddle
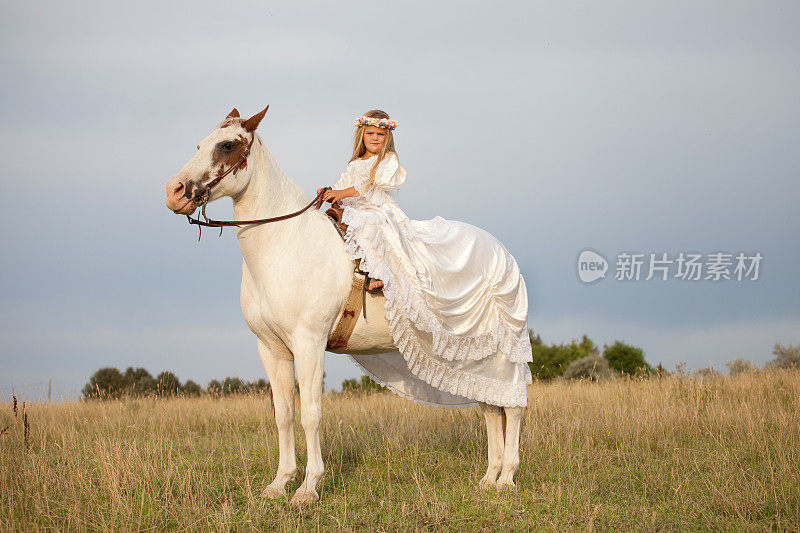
[323,201,383,352]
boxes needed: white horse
[165,107,525,504]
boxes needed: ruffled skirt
[339,198,533,408]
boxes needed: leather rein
[185,132,330,240]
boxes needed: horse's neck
[233,139,306,220]
[232,139,309,262]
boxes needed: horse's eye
[222,142,235,151]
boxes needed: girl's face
[363,125,388,155]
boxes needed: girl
[320,109,532,408]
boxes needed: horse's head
[166,106,269,215]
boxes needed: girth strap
[325,272,366,351]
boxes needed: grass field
[2,369,798,531]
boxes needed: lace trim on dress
[345,355,479,409]
[340,204,532,408]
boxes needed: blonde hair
[349,109,398,189]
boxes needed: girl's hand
[322,188,340,203]
[322,186,359,204]
[319,187,337,203]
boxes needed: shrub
[182,380,204,396]
[221,377,245,395]
[726,358,758,375]
[124,367,157,395]
[693,366,722,379]
[341,375,387,393]
[603,340,651,376]
[528,328,543,347]
[247,378,271,394]
[207,380,223,396]
[562,353,614,381]
[82,367,127,399]
[156,371,182,396]
[767,343,800,370]
[529,335,598,381]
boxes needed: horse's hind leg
[478,402,504,490]
[257,338,298,499]
[497,406,524,489]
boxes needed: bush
[693,366,722,379]
[726,358,758,375]
[182,380,204,396]
[529,335,598,381]
[767,343,800,370]
[221,377,245,395]
[124,367,157,395]
[603,340,651,376]
[207,380,222,396]
[341,375,387,394]
[156,371,182,396]
[82,367,127,399]
[247,378,271,394]
[562,353,614,381]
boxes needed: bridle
[202,130,257,193]
[185,131,330,240]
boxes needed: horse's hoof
[478,474,497,490]
[262,485,287,500]
[496,478,517,490]
[290,489,319,505]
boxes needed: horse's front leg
[289,337,326,504]
[256,338,298,499]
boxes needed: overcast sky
[1,1,798,400]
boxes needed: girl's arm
[320,153,404,203]
[372,153,406,192]
[319,168,359,203]
[322,186,359,203]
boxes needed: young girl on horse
[318,110,402,291]
[320,109,532,407]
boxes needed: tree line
[81,367,270,399]
[81,334,798,399]
[528,331,799,381]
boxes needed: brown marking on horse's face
[166,107,269,214]
[211,132,250,174]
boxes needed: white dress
[332,152,533,408]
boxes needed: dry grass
[1,369,798,531]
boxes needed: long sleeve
[341,153,407,209]
[372,153,406,192]
[332,171,353,190]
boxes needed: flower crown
[354,115,398,130]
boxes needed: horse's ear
[243,105,269,132]
[226,108,240,119]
